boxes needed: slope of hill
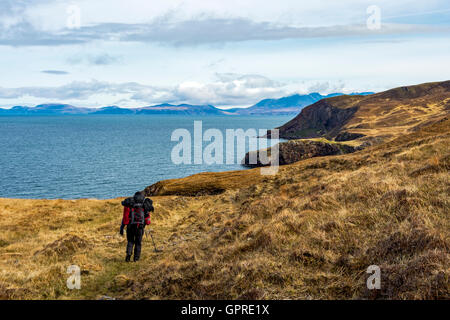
[0,86,448,300]
[239,81,450,168]
[136,116,449,300]
[273,81,450,146]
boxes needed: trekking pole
[146,228,162,252]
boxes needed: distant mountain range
[0,103,223,116]
[226,92,373,115]
[0,92,374,116]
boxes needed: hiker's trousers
[126,224,144,260]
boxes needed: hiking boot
[125,255,131,262]
[133,257,140,262]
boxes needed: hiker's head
[133,191,145,203]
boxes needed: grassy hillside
[276,80,450,147]
[0,115,448,299]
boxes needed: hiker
[120,191,154,262]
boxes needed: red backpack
[129,205,145,225]
[122,198,151,226]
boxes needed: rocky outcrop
[269,97,361,140]
[335,131,365,141]
[242,139,356,167]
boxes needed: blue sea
[0,115,292,199]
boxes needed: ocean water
[0,115,292,199]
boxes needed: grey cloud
[308,82,331,93]
[1,15,449,47]
[41,70,69,75]
[0,0,53,16]
[67,54,122,65]
[117,18,450,46]
[0,21,86,46]
[307,81,346,94]
[70,19,450,46]
[87,54,121,65]
[214,73,282,88]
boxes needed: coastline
[0,116,448,299]
[0,165,266,201]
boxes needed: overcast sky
[0,0,449,108]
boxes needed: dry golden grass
[144,168,264,196]
[0,116,449,300]
[0,196,183,299]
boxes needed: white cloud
[0,80,150,100]
[0,75,288,107]
[132,73,284,106]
